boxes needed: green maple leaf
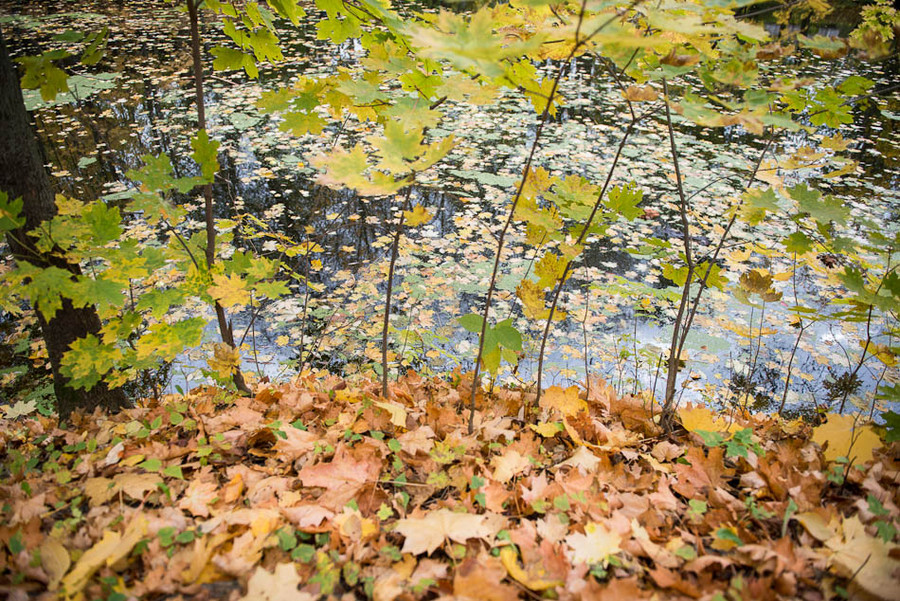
[257,87,295,112]
[210,45,245,71]
[71,276,125,313]
[83,201,122,244]
[248,28,283,63]
[384,98,442,131]
[409,136,455,172]
[211,46,258,78]
[191,130,220,182]
[547,175,598,222]
[280,110,326,136]
[399,69,442,99]
[136,288,186,319]
[136,318,204,361]
[516,201,563,243]
[336,75,388,105]
[255,280,290,299]
[313,144,369,189]
[0,191,25,232]
[783,231,813,254]
[791,183,848,225]
[408,8,541,78]
[458,313,483,334]
[316,0,344,18]
[16,51,71,101]
[605,182,644,220]
[317,16,361,44]
[370,122,424,174]
[23,265,77,319]
[80,27,108,66]
[128,155,176,192]
[60,335,121,390]
[267,0,305,24]
[740,187,780,225]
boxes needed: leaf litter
[1,373,897,600]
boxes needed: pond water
[1,0,898,417]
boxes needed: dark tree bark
[0,28,129,418]
[186,0,251,395]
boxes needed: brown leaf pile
[1,371,898,600]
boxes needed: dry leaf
[39,538,70,590]
[240,563,316,601]
[566,522,622,566]
[61,516,148,595]
[811,413,882,463]
[541,385,587,417]
[826,515,900,601]
[394,509,497,555]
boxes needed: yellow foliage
[811,413,882,464]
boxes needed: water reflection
[1,0,897,415]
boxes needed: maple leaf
[453,554,521,601]
[177,478,219,518]
[403,205,433,227]
[540,385,587,417]
[207,342,241,379]
[39,538,70,591]
[566,521,622,567]
[499,546,564,591]
[826,515,900,601]
[240,563,316,601]
[279,109,326,136]
[209,272,251,309]
[811,413,882,464]
[369,122,423,174]
[394,509,496,555]
[491,448,531,483]
[61,516,148,595]
[678,404,739,435]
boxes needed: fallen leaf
[394,509,497,555]
[811,413,882,463]
[40,538,70,590]
[240,562,316,601]
[61,516,148,595]
[826,515,900,601]
[566,521,623,566]
[541,385,587,417]
[499,546,564,591]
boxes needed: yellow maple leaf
[678,404,738,434]
[811,413,882,464]
[403,205,433,227]
[540,385,586,417]
[61,516,147,595]
[565,522,622,566]
[208,272,250,308]
[374,400,408,428]
[394,509,495,555]
[826,515,900,601]
[529,421,561,437]
[207,342,241,379]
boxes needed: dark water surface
[0,0,898,417]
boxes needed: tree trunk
[0,28,129,418]
[186,0,251,395]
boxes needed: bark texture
[0,28,128,418]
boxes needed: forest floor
[1,371,898,600]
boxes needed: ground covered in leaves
[1,372,898,600]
